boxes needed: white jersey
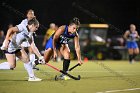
[8,24,34,53]
[20,19,31,47]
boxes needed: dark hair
[28,18,39,26]
[26,9,34,14]
[69,17,80,26]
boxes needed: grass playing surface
[0,60,140,93]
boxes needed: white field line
[96,88,140,93]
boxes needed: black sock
[63,59,70,72]
[132,54,137,59]
[129,55,133,62]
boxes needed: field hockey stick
[68,63,80,71]
[46,63,80,80]
[54,63,81,80]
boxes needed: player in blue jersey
[124,24,140,63]
[44,17,83,79]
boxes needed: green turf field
[0,60,140,93]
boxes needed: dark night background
[0,0,140,36]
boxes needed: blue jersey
[126,31,138,49]
[45,25,76,50]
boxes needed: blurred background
[0,0,140,60]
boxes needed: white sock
[30,54,35,63]
[0,62,11,69]
[24,62,34,77]
[57,57,61,62]
[16,57,19,61]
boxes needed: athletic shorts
[4,49,21,54]
[7,41,21,53]
[45,37,60,50]
[126,41,138,49]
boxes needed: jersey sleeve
[20,19,28,26]
[16,24,24,32]
[16,19,28,32]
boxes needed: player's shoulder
[58,25,66,30]
[20,19,28,25]
[16,23,28,32]
[60,25,65,28]
[125,30,130,34]
[134,30,138,33]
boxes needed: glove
[38,56,45,64]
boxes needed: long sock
[129,55,133,62]
[16,57,19,61]
[0,62,11,69]
[63,59,70,72]
[24,62,34,77]
[132,54,137,60]
[30,53,35,62]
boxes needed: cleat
[58,74,70,80]
[33,67,39,70]
[28,76,42,81]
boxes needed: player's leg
[133,47,139,61]
[16,49,42,81]
[59,44,71,80]
[43,37,53,63]
[57,50,62,62]
[127,42,134,63]
[44,48,53,63]
[132,42,139,61]
[128,48,134,63]
[0,53,16,70]
[60,44,70,72]
[28,47,39,70]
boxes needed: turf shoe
[59,74,70,80]
[28,76,42,81]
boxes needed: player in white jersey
[20,9,39,69]
[1,9,39,70]
[0,18,45,81]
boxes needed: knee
[44,55,49,63]
[63,51,70,59]
[23,57,30,63]
[29,47,34,54]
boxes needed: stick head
[76,75,81,80]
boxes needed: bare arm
[30,39,42,58]
[1,27,19,50]
[135,31,140,38]
[5,27,19,40]
[53,26,65,59]
[30,39,45,64]
[74,32,83,64]
[123,30,129,40]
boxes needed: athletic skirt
[126,41,138,49]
